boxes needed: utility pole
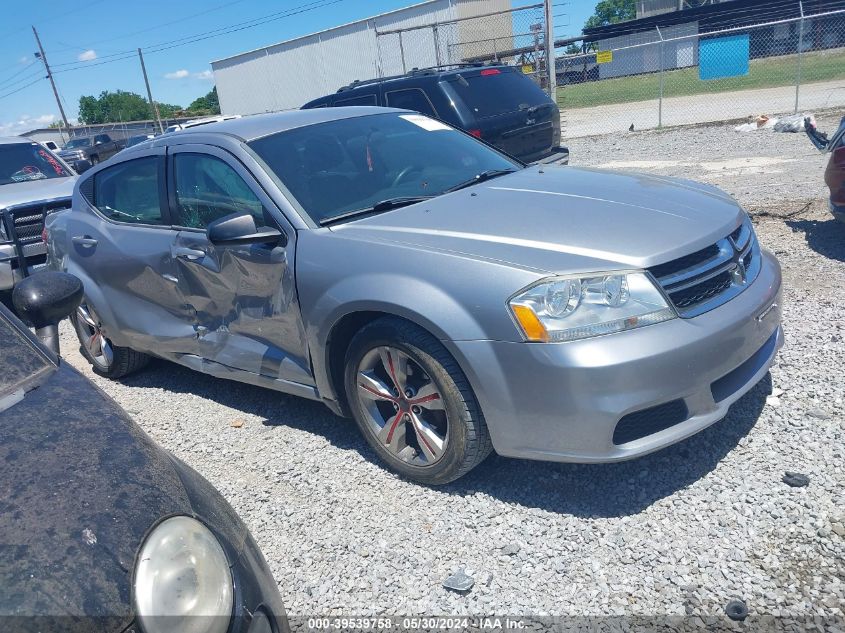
[32,26,70,131]
[138,48,164,134]
[543,0,557,99]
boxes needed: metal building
[211,0,510,115]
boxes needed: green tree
[584,0,636,29]
[156,102,183,118]
[186,86,220,115]
[77,90,152,124]
[565,43,583,55]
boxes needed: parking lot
[57,113,845,621]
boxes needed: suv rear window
[448,70,550,119]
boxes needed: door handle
[173,247,205,261]
[71,235,98,247]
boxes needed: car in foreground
[1,137,77,301]
[805,115,845,223]
[0,271,287,632]
[47,108,783,485]
[302,64,569,165]
[57,133,122,171]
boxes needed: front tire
[344,317,492,485]
[72,301,150,379]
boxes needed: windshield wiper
[444,168,517,193]
[320,196,432,226]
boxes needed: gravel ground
[57,115,845,622]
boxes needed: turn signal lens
[511,304,549,342]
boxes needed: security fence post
[657,25,665,129]
[794,0,805,114]
[399,30,407,74]
[433,23,442,66]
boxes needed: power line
[0,61,39,88]
[52,0,345,74]
[0,69,43,91]
[0,76,43,101]
[47,0,252,55]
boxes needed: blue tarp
[699,34,750,80]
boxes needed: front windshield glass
[248,112,520,224]
[64,138,92,149]
[0,307,54,408]
[0,143,71,186]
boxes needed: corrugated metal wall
[212,0,479,114]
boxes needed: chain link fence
[558,6,845,137]
[375,4,550,88]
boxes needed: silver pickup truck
[0,137,76,297]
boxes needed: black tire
[71,302,150,379]
[344,316,492,485]
[89,155,99,165]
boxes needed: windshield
[447,69,550,119]
[0,306,54,411]
[0,143,71,186]
[249,112,519,224]
[64,138,92,149]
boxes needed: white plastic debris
[774,114,810,133]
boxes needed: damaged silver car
[46,108,783,485]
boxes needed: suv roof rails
[336,61,507,93]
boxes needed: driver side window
[172,153,268,229]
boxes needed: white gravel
[58,113,845,621]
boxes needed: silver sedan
[46,108,783,485]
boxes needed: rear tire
[72,301,150,379]
[344,317,492,485]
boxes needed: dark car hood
[0,360,243,628]
[332,166,744,274]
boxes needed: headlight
[134,516,233,633]
[509,271,676,342]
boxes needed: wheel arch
[318,302,477,417]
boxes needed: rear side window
[385,88,438,117]
[448,70,550,119]
[172,153,268,229]
[335,93,377,106]
[93,157,164,225]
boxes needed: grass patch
[557,48,845,109]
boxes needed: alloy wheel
[356,346,449,466]
[76,303,113,369]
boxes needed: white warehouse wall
[211,0,508,114]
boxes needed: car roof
[160,106,408,143]
[335,63,514,93]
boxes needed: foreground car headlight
[134,516,233,633]
[509,271,676,342]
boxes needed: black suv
[302,64,568,165]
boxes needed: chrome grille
[649,219,760,318]
[1,198,71,272]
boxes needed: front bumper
[450,249,783,463]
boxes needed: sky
[0,0,596,136]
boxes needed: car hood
[332,166,744,274]
[0,361,244,628]
[0,177,76,208]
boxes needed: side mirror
[73,159,92,174]
[207,213,284,246]
[12,272,84,354]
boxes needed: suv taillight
[468,129,482,139]
[480,68,501,76]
